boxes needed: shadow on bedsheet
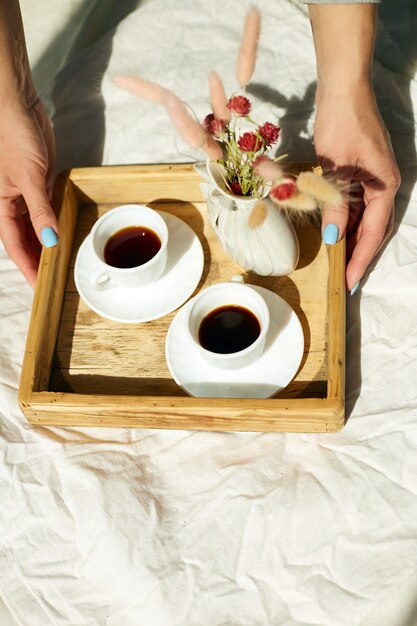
[347,0,417,419]
[36,0,416,421]
[251,1,417,420]
[33,0,142,173]
[374,0,417,227]
[247,81,317,164]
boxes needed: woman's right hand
[314,82,400,293]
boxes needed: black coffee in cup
[104,226,161,269]
[198,305,261,354]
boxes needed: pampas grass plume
[296,171,343,206]
[114,74,219,158]
[271,191,318,213]
[208,71,231,121]
[248,201,269,229]
[163,93,208,150]
[113,74,167,103]
[203,136,223,160]
[236,6,261,88]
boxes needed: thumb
[321,192,349,246]
[20,175,59,248]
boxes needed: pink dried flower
[208,71,231,122]
[238,132,261,152]
[203,113,226,135]
[236,7,261,88]
[227,95,251,117]
[258,122,280,146]
[270,179,297,201]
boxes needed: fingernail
[350,280,361,296]
[41,227,59,248]
[323,223,339,245]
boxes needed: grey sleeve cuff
[302,1,380,3]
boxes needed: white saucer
[165,286,304,398]
[74,211,204,323]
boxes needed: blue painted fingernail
[41,227,58,248]
[323,223,339,245]
[350,280,360,296]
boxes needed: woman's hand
[308,3,400,293]
[315,81,400,293]
[0,98,58,287]
[0,0,58,288]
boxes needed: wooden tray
[19,164,345,432]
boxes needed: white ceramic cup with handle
[184,280,270,370]
[88,204,168,291]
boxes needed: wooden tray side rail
[22,394,343,432]
[326,241,346,429]
[71,164,204,205]
[19,164,346,433]
[19,173,78,408]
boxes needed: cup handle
[89,267,114,291]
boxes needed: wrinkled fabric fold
[1,1,417,625]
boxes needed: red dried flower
[270,180,297,201]
[229,181,244,196]
[227,95,251,117]
[258,122,280,146]
[238,131,261,152]
[203,113,226,135]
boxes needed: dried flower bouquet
[114,6,344,228]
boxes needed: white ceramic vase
[195,159,299,277]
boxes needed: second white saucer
[165,285,304,398]
[74,211,204,323]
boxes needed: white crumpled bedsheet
[1,1,417,624]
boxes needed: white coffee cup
[185,281,270,370]
[88,204,168,290]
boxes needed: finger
[37,107,56,200]
[45,148,56,202]
[0,214,38,287]
[21,210,42,260]
[319,161,353,245]
[45,142,57,201]
[19,174,59,248]
[346,186,366,260]
[321,190,350,245]
[377,201,395,252]
[45,139,56,201]
[46,171,55,201]
[346,194,393,291]
[353,204,394,261]
[346,185,366,239]
[346,223,361,261]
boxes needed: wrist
[316,75,375,109]
[309,4,376,106]
[0,30,36,108]
[0,1,36,109]
[0,66,37,110]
